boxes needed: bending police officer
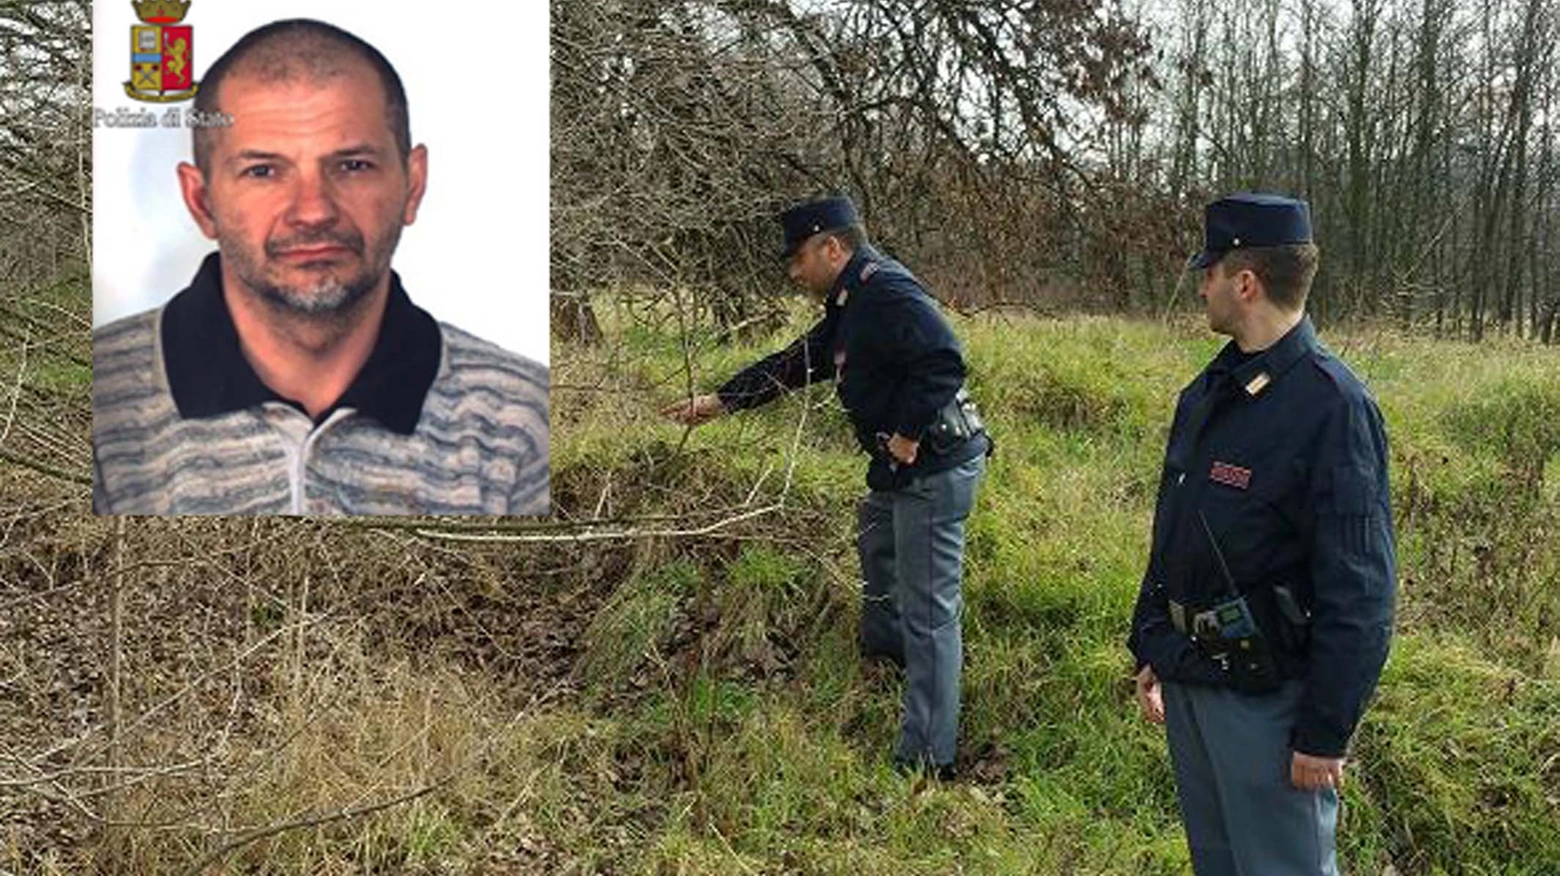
[1129,194,1396,876]
[664,196,991,777]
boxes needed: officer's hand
[886,433,919,466]
[1133,664,1164,724]
[1290,752,1345,791]
[661,394,726,426]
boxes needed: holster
[924,389,990,456]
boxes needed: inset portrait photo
[91,0,549,515]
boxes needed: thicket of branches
[0,0,91,490]
[0,0,88,278]
[553,0,1560,342]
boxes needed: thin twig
[413,502,784,544]
[177,681,568,876]
[0,446,91,486]
[176,779,453,876]
[0,319,29,445]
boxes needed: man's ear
[401,144,428,225]
[176,161,219,239]
[1234,268,1262,303]
[826,234,850,264]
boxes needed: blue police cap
[1188,193,1313,269]
[780,195,859,259]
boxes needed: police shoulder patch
[859,261,879,283]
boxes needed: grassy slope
[548,306,1558,875]
[11,302,1555,874]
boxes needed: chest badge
[1244,372,1272,396]
[835,288,849,306]
[1209,461,1252,490]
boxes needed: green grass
[541,305,1559,874]
[35,304,1553,874]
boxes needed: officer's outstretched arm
[712,316,837,413]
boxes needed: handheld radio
[1196,511,1281,694]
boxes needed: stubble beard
[221,220,403,322]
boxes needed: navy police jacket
[1128,317,1396,757]
[717,247,988,489]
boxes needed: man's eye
[339,159,372,172]
[241,165,274,179]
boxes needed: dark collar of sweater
[159,251,441,435]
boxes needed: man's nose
[285,170,340,228]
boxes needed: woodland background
[0,1,1555,873]
[553,0,1560,341]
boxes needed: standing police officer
[1128,194,1396,875]
[664,195,991,777]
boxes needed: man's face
[178,63,427,317]
[1199,259,1241,335]
[786,234,841,298]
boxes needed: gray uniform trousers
[1163,679,1341,876]
[857,454,985,767]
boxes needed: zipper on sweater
[292,409,355,513]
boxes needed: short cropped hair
[821,223,870,253]
[192,19,410,174]
[1220,243,1320,311]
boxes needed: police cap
[780,195,859,260]
[1188,193,1313,269]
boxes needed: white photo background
[91,0,549,364]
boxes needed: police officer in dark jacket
[1128,193,1396,875]
[664,195,990,776]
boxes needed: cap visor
[1186,250,1220,270]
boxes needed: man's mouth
[275,244,351,261]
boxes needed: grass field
[545,305,1559,875]
[2,296,1556,874]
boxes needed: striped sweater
[93,304,549,516]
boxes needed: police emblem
[124,0,199,103]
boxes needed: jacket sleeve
[715,315,836,412]
[876,295,965,439]
[1292,394,1397,757]
[1127,393,1225,684]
